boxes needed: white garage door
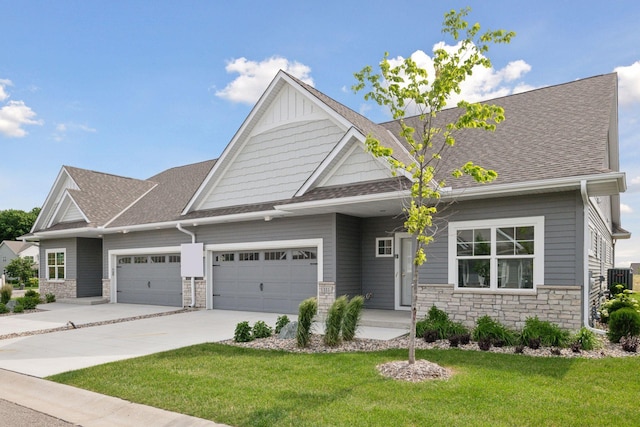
[212,248,317,313]
[116,254,182,306]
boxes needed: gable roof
[0,240,36,255]
[29,72,626,238]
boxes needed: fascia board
[31,167,78,233]
[442,172,626,201]
[46,191,89,229]
[32,227,100,240]
[276,190,411,211]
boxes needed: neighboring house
[26,71,629,330]
[0,240,40,277]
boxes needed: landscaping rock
[6,301,16,311]
[278,321,298,339]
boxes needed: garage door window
[118,257,131,264]
[265,251,287,260]
[239,252,260,261]
[169,255,181,263]
[151,255,166,263]
[134,256,148,264]
[293,250,316,260]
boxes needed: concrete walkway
[0,302,406,426]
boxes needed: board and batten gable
[102,214,337,282]
[195,81,348,211]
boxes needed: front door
[399,236,413,307]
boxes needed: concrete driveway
[0,303,291,378]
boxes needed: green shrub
[572,327,600,351]
[0,302,8,314]
[0,284,12,304]
[28,277,39,287]
[324,295,348,346]
[342,295,364,341]
[417,306,469,340]
[12,303,24,314]
[472,315,517,346]
[275,315,290,335]
[600,289,639,324]
[620,334,639,352]
[24,289,39,298]
[520,316,571,348]
[233,321,254,342]
[297,297,317,348]
[16,295,40,310]
[252,320,273,339]
[607,308,640,343]
[45,293,56,303]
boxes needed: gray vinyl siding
[102,214,336,281]
[335,214,362,297]
[76,238,103,297]
[0,245,16,276]
[39,238,77,281]
[361,216,405,309]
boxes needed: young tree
[5,257,35,286]
[354,7,514,364]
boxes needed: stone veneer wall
[182,279,206,308]
[417,284,583,331]
[317,281,336,318]
[102,279,111,302]
[40,279,77,300]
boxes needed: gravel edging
[0,308,193,341]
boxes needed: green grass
[49,344,640,427]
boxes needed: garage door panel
[213,248,317,314]
[117,254,182,307]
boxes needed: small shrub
[514,344,525,354]
[573,327,599,351]
[472,315,517,346]
[0,284,12,304]
[16,296,40,310]
[448,334,460,347]
[24,289,39,298]
[550,348,562,356]
[416,306,469,340]
[423,329,439,343]
[342,295,364,341]
[12,303,24,314]
[28,277,39,287]
[252,320,273,339]
[416,317,430,338]
[620,334,639,352]
[0,302,8,314]
[478,337,492,351]
[520,316,571,348]
[492,338,505,348]
[600,289,639,324]
[233,321,254,343]
[274,315,290,335]
[458,332,471,345]
[297,297,317,348]
[45,293,56,303]
[607,307,640,343]
[324,296,347,346]
[527,337,541,350]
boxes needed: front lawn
[49,344,640,426]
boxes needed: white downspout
[580,180,606,334]
[176,223,196,308]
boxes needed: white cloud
[215,56,314,104]
[615,61,640,105]
[620,203,633,214]
[383,42,532,113]
[53,122,97,142]
[0,79,12,102]
[0,100,43,138]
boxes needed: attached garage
[212,248,317,313]
[116,254,183,306]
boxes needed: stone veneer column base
[317,281,336,319]
[102,279,111,302]
[182,279,207,308]
[40,279,77,300]
[417,284,583,331]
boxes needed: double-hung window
[46,249,66,280]
[449,217,544,291]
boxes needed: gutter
[176,223,196,308]
[580,180,606,335]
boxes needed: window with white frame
[376,237,393,257]
[46,249,66,280]
[449,217,544,291]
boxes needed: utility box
[607,268,633,293]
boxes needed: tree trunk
[408,254,420,364]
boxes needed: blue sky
[1,1,639,265]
